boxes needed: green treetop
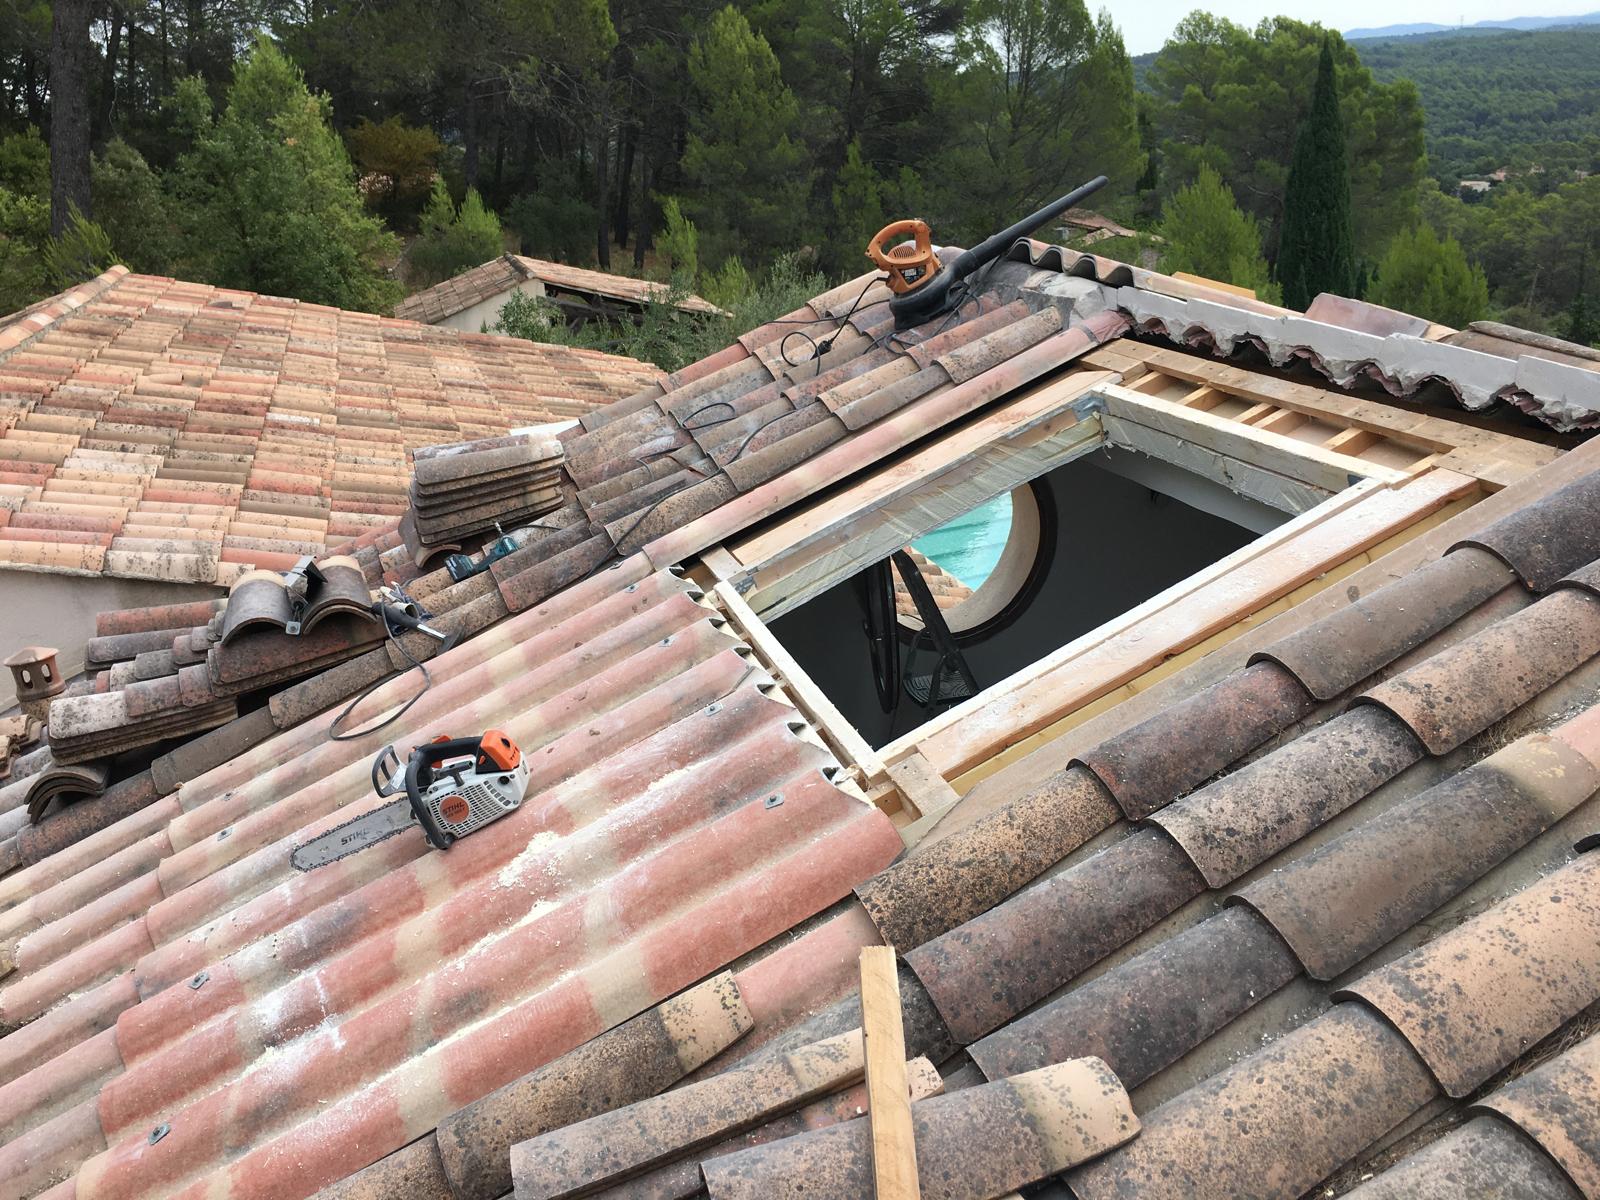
[1158,164,1279,302]
[170,37,401,313]
[410,180,506,287]
[1366,224,1488,328]
[682,7,811,267]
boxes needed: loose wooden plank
[1099,382,1410,491]
[860,946,920,1200]
[900,469,1480,778]
[1171,270,1259,300]
[712,579,888,786]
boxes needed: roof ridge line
[0,264,131,362]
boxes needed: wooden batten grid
[1082,342,1562,490]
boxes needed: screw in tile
[764,793,783,809]
[149,1123,170,1145]
[188,971,209,990]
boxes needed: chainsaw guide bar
[290,730,529,871]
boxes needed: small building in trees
[394,253,727,332]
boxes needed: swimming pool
[911,493,1013,590]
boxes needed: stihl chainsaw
[290,730,529,871]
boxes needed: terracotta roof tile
[0,270,658,583]
[1342,1114,1579,1199]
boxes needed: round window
[897,485,1043,635]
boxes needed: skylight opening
[767,452,1272,748]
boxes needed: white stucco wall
[0,572,225,708]
[438,278,548,334]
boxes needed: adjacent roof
[393,254,727,326]
[0,267,659,583]
[0,239,1597,1200]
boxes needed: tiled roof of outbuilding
[393,254,727,326]
[0,267,659,583]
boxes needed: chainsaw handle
[866,219,940,294]
[371,745,404,797]
[405,737,482,851]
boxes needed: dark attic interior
[770,451,1266,747]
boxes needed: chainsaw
[290,730,529,871]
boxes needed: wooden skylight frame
[691,344,1563,832]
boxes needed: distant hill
[1357,26,1600,178]
[1136,25,1600,184]
[1346,11,1600,38]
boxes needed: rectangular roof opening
[765,450,1274,749]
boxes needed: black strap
[891,550,979,707]
[854,560,900,713]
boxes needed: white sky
[1117,0,1598,54]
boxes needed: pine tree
[827,140,887,280]
[1158,165,1279,302]
[410,181,504,286]
[681,7,810,266]
[1567,250,1598,347]
[1569,292,1598,348]
[1276,38,1357,310]
[1366,225,1489,327]
[172,38,402,313]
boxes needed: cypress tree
[1276,38,1358,310]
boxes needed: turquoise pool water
[912,493,1013,590]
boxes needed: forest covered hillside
[1355,26,1600,184]
[3,0,1598,363]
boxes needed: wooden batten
[860,946,920,1200]
[710,578,889,790]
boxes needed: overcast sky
[1119,0,1598,53]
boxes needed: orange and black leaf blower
[866,174,1109,330]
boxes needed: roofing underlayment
[0,267,658,582]
[393,254,726,326]
[0,240,1599,1200]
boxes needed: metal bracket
[1070,391,1108,420]
[283,556,327,636]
